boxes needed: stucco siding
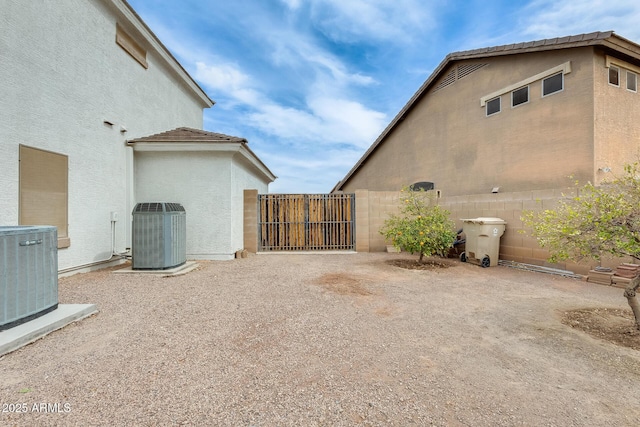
[0,0,208,270]
[341,48,596,196]
[593,49,640,183]
[134,151,234,259]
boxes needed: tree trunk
[624,276,640,330]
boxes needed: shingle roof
[448,31,614,60]
[332,31,640,192]
[127,127,247,143]
[119,0,213,108]
[127,127,276,181]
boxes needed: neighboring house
[128,128,276,260]
[334,31,640,195]
[333,31,640,272]
[0,0,273,272]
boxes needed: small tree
[522,163,640,330]
[380,186,457,262]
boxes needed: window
[627,71,637,92]
[486,97,501,116]
[609,66,620,86]
[19,145,69,248]
[512,86,529,107]
[542,72,563,96]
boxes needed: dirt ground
[1,252,639,426]
[392,257,640,351]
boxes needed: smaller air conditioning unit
[0,226,58,330]
[132,202,186,270]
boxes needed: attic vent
[434,69,456,91]
[457,63,487,79]
[434,63,488,92]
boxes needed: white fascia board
[480,61,572,106]
[236,146,277,183]
[130,142,243,152]
[109,0,213,108]
[130,141,276,182]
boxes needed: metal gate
[258,193,355,251]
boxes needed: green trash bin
[460,217,506,267]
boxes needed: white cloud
[191,35,386,150]
[264,28,378,87]
[279,0,302,11]
[194,62,262,105]
[245,95,386,150]
[307,96,387,148]
[520,0,640,41]
[247,104,320,140]
[257,146,365,193]
[308,0,436,43]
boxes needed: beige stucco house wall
[334,32,640,271]
[337,38,640,195]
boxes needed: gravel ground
[1,252,639,426]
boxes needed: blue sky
[127,0,640,193]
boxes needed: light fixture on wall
[492,187,500,193]
[599,166,611,173]
[103,119,114,126]
[120,125,127,133]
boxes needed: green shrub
[380,186,457,262]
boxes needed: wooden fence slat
[257,193,354,251]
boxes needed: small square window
[512,86,529,107]
[627,71,637,92]
[609,66,620,86]
[542,73,563,96]
[486,97,500,116]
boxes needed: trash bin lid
[461,217,507,224]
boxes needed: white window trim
[486,97,501,116]
[608,65,620,87]
[480,61,571,107]
[511,85,529,108]
[627,70,637,93]
[541,72,564,98]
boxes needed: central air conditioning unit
[0,226,58,330]
[132,202,186,270]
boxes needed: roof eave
[113,0,214,108]
[237,145,277,183]
[128,141,244,152]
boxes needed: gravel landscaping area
[1,252,639,426]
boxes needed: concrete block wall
[355,189,402,252]
[439,189,567,269]
[243,189,258,253]
[244,188,633,275]
[354,188,631,276]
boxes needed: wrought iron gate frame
[258,193,355,251]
